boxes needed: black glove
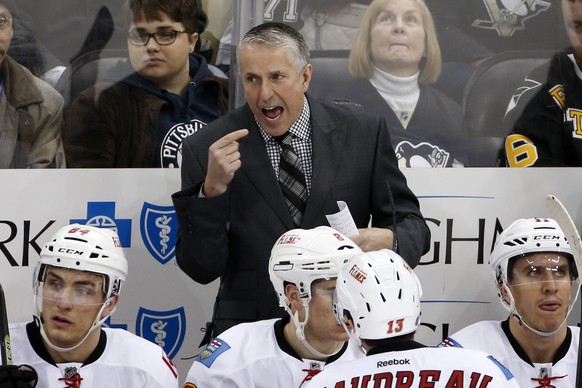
[0,365,38,387]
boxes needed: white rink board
[0,168,581,383]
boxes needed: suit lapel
[302,98,346,226]
[237,105,296,228]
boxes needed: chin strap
[291,301,343,359]
[512,310,568,338]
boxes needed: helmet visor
[509,253,578,286]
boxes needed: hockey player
[307,249,520,388]
[440,217,580,387]
[183,226,364,388]
[5,224,179,387]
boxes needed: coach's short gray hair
[237,22,310,73]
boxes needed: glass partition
[2,1,577,168]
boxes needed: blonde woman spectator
[324,0,469,167]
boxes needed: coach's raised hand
[203,129,249,197]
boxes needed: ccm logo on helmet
[532,234,562,241]
[57,248,84,255]
[349,264,367,283]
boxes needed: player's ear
[285,283,307,319]
[103,295,119,316]
[285,283,300,303]
[499,284,511,304]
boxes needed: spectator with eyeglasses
[0,0,65,168]
[62,0,229,168]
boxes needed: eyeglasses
[128,28,188,46]
[0,15,12,29]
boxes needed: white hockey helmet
[489,217,580,335]
[269,226,362,309]
[34,224,128,300]
[33,224,128,352]
[334,249,422,343]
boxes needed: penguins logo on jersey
[161,119,205,168]
[395,141,450,168]
[472,0,550,37]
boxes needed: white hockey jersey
[440,320,579,387]
[8,322,178,388]
[183,317,364,388]
[306,341,519,388]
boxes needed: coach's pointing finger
[204,129,249,197]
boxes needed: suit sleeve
[171,137,231,284]
[371,116,431,267]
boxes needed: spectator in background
[215,0,371,74]
[307,249,520,387]
[501,0,582,167]
[0,0,65,168]
[183,227,364,388]
[427,0,567,103]
[62,0,228,168]
[440,218,580,386]
[299,0,371,50]
[7,15,46,78]
[172,21,430,343]
[324,0,468,167]
[16,0,129,68]
[10,1,209,88]
[6,224,179,386]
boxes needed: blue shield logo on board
[71,202,132,247]
[136,307,186,359]
[140,203,178,264]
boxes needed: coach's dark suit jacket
[172,95,430,338]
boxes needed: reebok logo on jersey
[196,338,230,368]
[377,358,410,368]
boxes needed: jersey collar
[273,315,349,363]
[26,321,108,366]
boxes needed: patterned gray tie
[275,132,308,226]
